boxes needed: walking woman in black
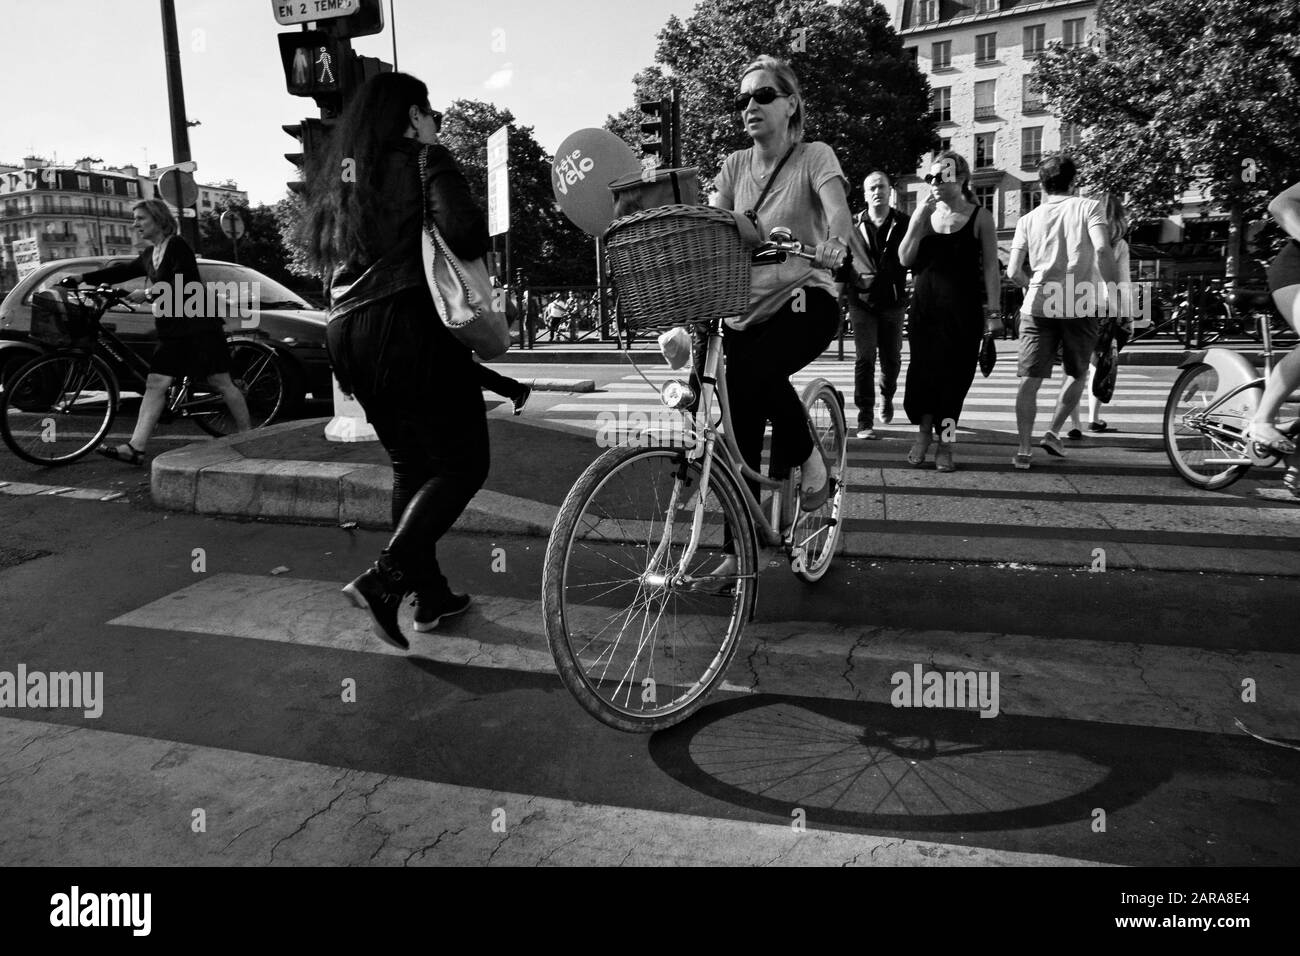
[303,73,489,649]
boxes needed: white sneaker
[856,428,879,440]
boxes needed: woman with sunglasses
[303,73,488,649]
[898,150,1003,472]
[710,56,863,570]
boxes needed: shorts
[150,331,232,379]
[1267,240,1300,294]
[1017,313,1098,379]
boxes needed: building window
[939,136,952,152]
[916,0,938,25]
[975,33,997,64]
[900,191,918,217]
[1021,128,1043,168]
[1063,18,1086,48]
[1021,186,1044,214]
[1023,74,1045,112]
[904,46,918,65]
[976,0,997,11]
[975,132,996,169]
[974,80,997,119]
[974,186,997,221]
[930,87,952,123]
[127,182,138,198]
[60,196,71,211]
[1061,122,1083,151]
[77,174,90,191]
[932,40,951,70]
[1024,24,1045,56]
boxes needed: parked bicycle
[1163,309,1299,490]
[0,285,288,466]
[542,210,848,733]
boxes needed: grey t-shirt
[714,140,848,330]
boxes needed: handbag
[1092,321,1120,404]
[978,331,997,377]
[418,146,510,360]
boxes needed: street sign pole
[160,0,200,252]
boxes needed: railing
[974,105,996,119]
[1021,152,1043,169]
[1022,97,1046,112]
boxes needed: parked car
[0,256,332,409]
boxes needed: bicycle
[1163,308,1299,490]
[0,285,288,466]
[541,211,849,733]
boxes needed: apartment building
[0,156,246,288]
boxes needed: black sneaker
[413,592,472,633]
[342,560,409,650]
[512,384,532,416]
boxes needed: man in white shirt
[1007,155,1117,468]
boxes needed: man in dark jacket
[846,171,909,439]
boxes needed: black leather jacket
[327,138,489,319]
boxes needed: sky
[0,0,703,205]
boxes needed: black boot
[342,553,411,650]
[412,590,472,633]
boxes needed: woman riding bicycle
[1255,181,1300,498]
[709,56,864,562]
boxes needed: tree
[1033,0,1300,278]
[439,99,594,287]
[604,0,934,197]
[199,201,315,292]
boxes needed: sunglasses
[731,86,789,113]
[418,106,443,133]
[923,172,957,185]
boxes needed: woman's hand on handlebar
[812,237,849,272]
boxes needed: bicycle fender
[1185,347,1258,392]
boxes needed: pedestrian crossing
[3,567,1295,866]
[537,360,1177,438]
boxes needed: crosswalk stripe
[0,715,1103,866]
[106,573,1300,739]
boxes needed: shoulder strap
[744,143,798,227]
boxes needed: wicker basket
[29,290,98,347]
[604,204,750,331]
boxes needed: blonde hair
[1101,192,1128,246]
[133,199,178,239]
[740,55,805,142]
[933,150,976,203]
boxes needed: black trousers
[326,286,490,596]
[723,287,840,502]
[474,363,527,402]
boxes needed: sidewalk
[152,404,1300,577]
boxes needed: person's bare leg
[1251,285,1300,451]
[128,373,173,452]
[1016,375,1043,456]
[208,372,252,432]
[1049,373,1086,437]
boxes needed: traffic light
[279,31,351,116]
[283,118,334,197]
[639,99,671,167]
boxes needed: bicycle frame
[644,316,839,587]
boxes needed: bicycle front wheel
[790,379,848,582]
[0,352,117,465]
[1163,363,1252,490]
[191,340,291,437]
[542,444,758,733]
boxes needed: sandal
[96,442,145,466]
[1284,466,1300,500]
[1249,423,1297,457]
[935,443,956,472]
[907,436,931,467]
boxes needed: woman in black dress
[898,151,1002,472]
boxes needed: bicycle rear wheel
[790,379,848,582]
[542,444,758,733]
[191,340,290,437]
[1163,363,1252,490]
[0,352,117,466]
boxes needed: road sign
[158,168,198,208]
[12,238,41,282]
[487,125,509,237]
[272,0,358,26]
[220,211,246,240]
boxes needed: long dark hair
[302,71,431,274]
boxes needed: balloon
[552,129,642,237]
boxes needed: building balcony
[1022,98,1047,114]
[974,105,997,119]
[1021,153,1043,170]
[40,233,76,243]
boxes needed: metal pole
[389,0,398,70]
[159,0,200,251]
[670,87,682,168]
[232,234,240,265]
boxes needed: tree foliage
[604,0,934,196]
[1033,0,1300,266]
[200,202,299,286]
